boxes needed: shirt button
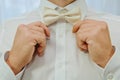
[107,73,114,80]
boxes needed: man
[0,0,120,80]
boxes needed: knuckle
[17,24,28,34]
[36,21,42,24]
[100,21,107,25]
[100,21,108,30]
[31,21,41,24]
[80,23,88,29]
[36,21,45,27]
[39,27,44,32]
[40,37,45,41]
[24,30,33,39]
[18,24,25,30]
[38,35,46,43]
[19,24,25,27]
[42,36,46,41]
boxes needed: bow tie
[43,7,81,26]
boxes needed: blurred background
[0,0,120,22]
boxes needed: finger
[37,39,46,56]
[28,26,45,34]
[72,20,82,33]
[72,19,98,33]
[77,23,94,33]
[79,47,88,53]
[28,21,50,37]
[78,40,88,50]
[76,32,88,50]
[72,20,88,33]
[33,32,46,56]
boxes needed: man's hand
[73,19,114,68]
[6,21,50,74]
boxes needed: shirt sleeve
[0,52,25,80]
[103,44,120,80]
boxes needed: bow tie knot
[59,14,65,19]
[43,7,81,26]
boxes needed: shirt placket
[55,20,66,80]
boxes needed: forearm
[96,46,115,68]
[6,51,25,75]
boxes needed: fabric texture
[0,0,120,80]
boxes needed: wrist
[6,52,24,75]
[98,46,115,68]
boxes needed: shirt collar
[39,0,87,20]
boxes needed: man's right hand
[6,21,50,75]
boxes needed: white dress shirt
[0,0,120,80]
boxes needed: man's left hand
[73,19,114,68]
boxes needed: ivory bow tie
[43,7,81,26]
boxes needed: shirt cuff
[103,45,120,80]
[0,52,24,80]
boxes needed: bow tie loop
[43,7,81,26]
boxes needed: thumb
[37,41,46,57]
[72,25,80,33]
[72,20,82,33]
